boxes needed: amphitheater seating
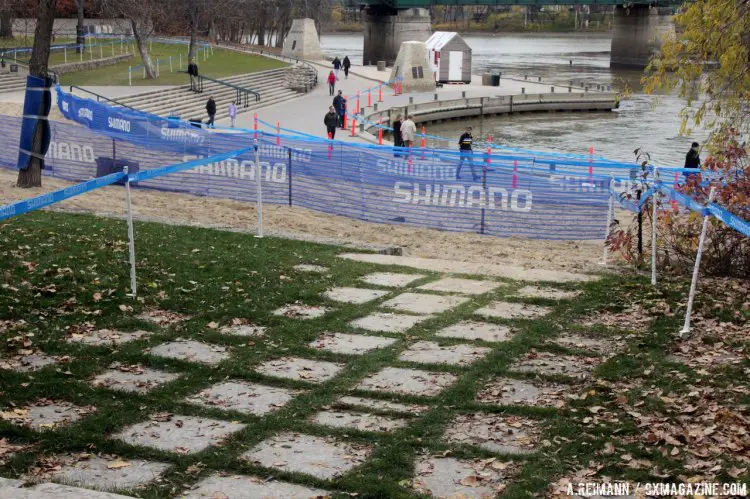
[114,68,306,123]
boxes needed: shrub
[607,130,749,277]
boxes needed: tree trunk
[76,0,85,53]
[0,9,12,39]
[131,19,156,79]
[17,0,57,188]
[187,23,197,64]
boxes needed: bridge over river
[345,0,680,68]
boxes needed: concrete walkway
[228,59,610,143]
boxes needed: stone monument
[281,18,322,61]
[389,41,436,93]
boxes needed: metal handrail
[69,85,138,110]
[214,40,319,92]
[181,71,260,109]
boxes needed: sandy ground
[0,167,609,273]
[0,102,65,121]
[0,100,611,273]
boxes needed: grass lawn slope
[0,210,747,498]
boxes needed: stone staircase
[114,67,309,122]
[0,69,28,93]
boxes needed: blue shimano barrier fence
[2,84,747,242]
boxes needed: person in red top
[327,71,336,96]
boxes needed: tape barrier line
[0,148,253,223]
[133,147,253,182]
[0,171,125,221]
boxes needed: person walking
[455,126,478,181]
[392,114,403,156]
[324,106,339,140]
[333,90,347,128]
[400,115,417,148]
[327,70,336,96]
[332,57,342,80]
[684,141,701,177]
[343,56,351,79]
[205,96,216,128]
[228,101,237,128]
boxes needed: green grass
[0,210,747,498]
[55,42,288,86]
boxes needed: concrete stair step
[146,91,302,122]
[141,89,298,118]
[120,81,285,107]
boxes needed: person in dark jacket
[456,126,478,181]
[324,106,338,139]
[391,114,404,157]
[332,90,346,128]
[187,62,199,91]
[684,141,701,177]
[332,57,341,80]
[205,97,216,128]
[342,56,351,79]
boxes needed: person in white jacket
[400,115,417,147]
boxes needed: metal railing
[182,71,260,108]
[214,40,318,92]
[69,85,138,110]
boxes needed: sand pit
[0,100,614,273]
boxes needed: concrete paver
[185,381,300,415]
[309,332,397,355]
[356,367,457,397]
[113,414,245,454]
[242,432,371,480]
[436,321,514,342]
[349,312,432,333]
[182,473,331,498]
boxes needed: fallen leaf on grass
[107,460,130,469]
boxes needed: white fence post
[99,44,103,59]
[120,35,123,54]
[680,187,717,338]
[80,45,83,62]
[651,166,659,286]
[64,46,67,63]
[123,166,138,298]
[179,52,182,69]
[128,67,132,86]
[601,175,615,265]
[169,56,173,72]
[156,59,160,77]
[255,141,264,238]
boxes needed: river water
[320,33,706,165]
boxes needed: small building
[424,32,472,84]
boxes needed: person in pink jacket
[327,71,336,96]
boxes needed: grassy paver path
[0,211,748,498]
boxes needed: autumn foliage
[608,131,749,277]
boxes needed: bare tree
[0,0,18,39]
[75,0,85,53]
[16,0,57,188]
[101,0,163,78]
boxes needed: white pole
[179,52,182,69]
[64,46,67,63]
[679,187,717,338]
[601,175,615,265]
[121,36,123,54]
[651,166,659,286]
[149,39,152,52]
[123,166,138,298]
[90,46,93,60]
[112,41,115,57]
[80,45,83,62]
[129,67,132,86]
[156,59,160,77]
[255,142,264,238]
[169,56,173,72]
[100,44,103,59]
[143,66,145,79]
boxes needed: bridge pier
[610,5,674,68]
[363,7,431,67]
